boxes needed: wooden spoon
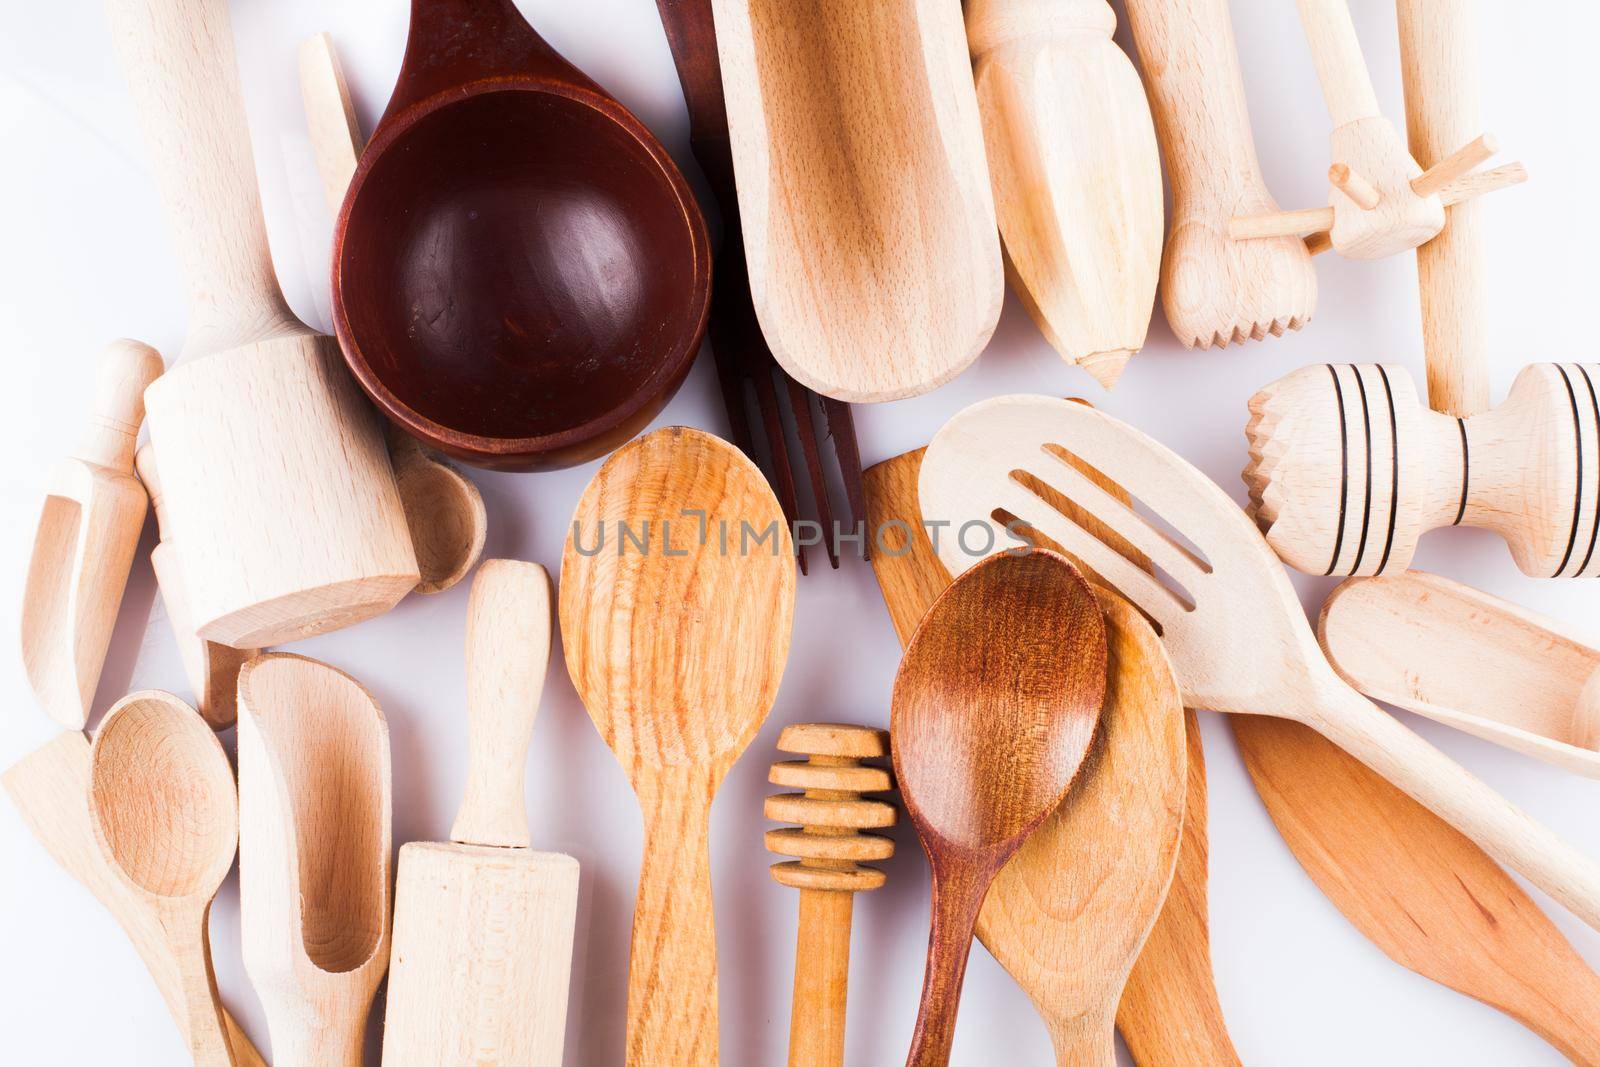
[89,691,239,1066]
[892,550,1106,1066]
[560,426,795,1065]
[333,0,711,470]
[236,654,392,1067]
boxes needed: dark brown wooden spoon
[891,549,1107,1067]
[333,0,711,471]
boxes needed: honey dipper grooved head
[765,724,896,894]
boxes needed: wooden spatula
[560,426,795,1066]
[866,447,1240,1065]
[918,395,1600,929]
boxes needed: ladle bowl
[334,0,711,471]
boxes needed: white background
[3,1,1598,1064]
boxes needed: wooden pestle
[764,724,895,1067]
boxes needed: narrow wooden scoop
[90,691,239,1066]
[560,426,795,1065]
[892,550,1106,1067]
[236,654,392,1067]
[23,339,163,726]
[1319,571,1600,776]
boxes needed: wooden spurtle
[236,654,392,1067]
[709,0,1002,402]
[865,447,1240,1065]
[560,426,795,1065]
[22,340,163,727]
[892,550,1106,1066]
[383,560,580,1066]
[4,732,265,1066]
[89,691,239,1066]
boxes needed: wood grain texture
[1122,0,1316,348]
[865,447,1240,1066]
[23,340,162,727]
[919,394,1600,929]
[89,692,239,1066]
[1246,361,1600,578]
[893,551,1107,1066]
[1319,570,1600,775]
[711,0,1002,401]
[236,654,391,1067]
[560,426,794,1066]
[298,32,363,213]
[967,0,1162,387]
[4,732,265,1066]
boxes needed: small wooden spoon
[236,654,392,1067]
[560,426,795,1065]
[891,550,1106,1066]
[89,691,239,1066]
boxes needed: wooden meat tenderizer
[967,0,1162,388]
[383,559,580,1067]
[1246,361,1600,578]
[765,724,895,1067]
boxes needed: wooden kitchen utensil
[383,559,580,1066]
[865,447,1241,1066]
[892,550,1106,1066]
[106,0,420,648]
[89,691,239,1066]
[236,654,392,1067]
[967,0,1162,388]
[560,426,794,1065]
[135,445,257,728]
[5,732,265,1066]
[765,724,896,1067]
[709,0,1002,402]
[1319,570,1600,776]
[299,32,362,213]
[333,0,710,470]
[22,340,163,727]
[1122,0,1317,349]
[919,395,1600,929]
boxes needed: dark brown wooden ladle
[891,549,1107,1067]
[333,0,711,470]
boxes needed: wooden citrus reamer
[764,724,895,1067]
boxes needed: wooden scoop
[23,340,163,727]
[1319,570,1600,776]
[560,426,795,1065]
[334,0,711,470]
[709,0,1002,401]
[236,654,392,1067]
[892,550,1106,1066]
[89,691,239,1066]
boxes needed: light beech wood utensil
[1319,570,1600,775]
[383,559,579,1067]
[236,654,391,1067]
[764,723,896,1067]
[22,340,163,727]
[299,33,363,213]
[89,691,239,1066]
[135,445,258,728]
[967,0,1161,388]
[709,0,1002,402]
[920,394,1600,929]
[865,446,1240,1065]
[892,550,1106,1067]
[4,732,265,1066]
[1122,0,1316,349]
[560,426,795,1066]
[106,0,419,648]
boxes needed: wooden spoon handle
[906,862,989,1067]
[1295,0,1381,125]
[162,904,236,1067]
[787,889,854,1067]
[104,0,296,359]
[387,0,585,117]
[81,340,163,473]
[1045,1011,1116,1067]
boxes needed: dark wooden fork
[653,0,866,574]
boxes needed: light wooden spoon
[560,426,795,1066]
[892,550,1106,1066]
[89,691,239,1066]
[236,654,392,1067]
